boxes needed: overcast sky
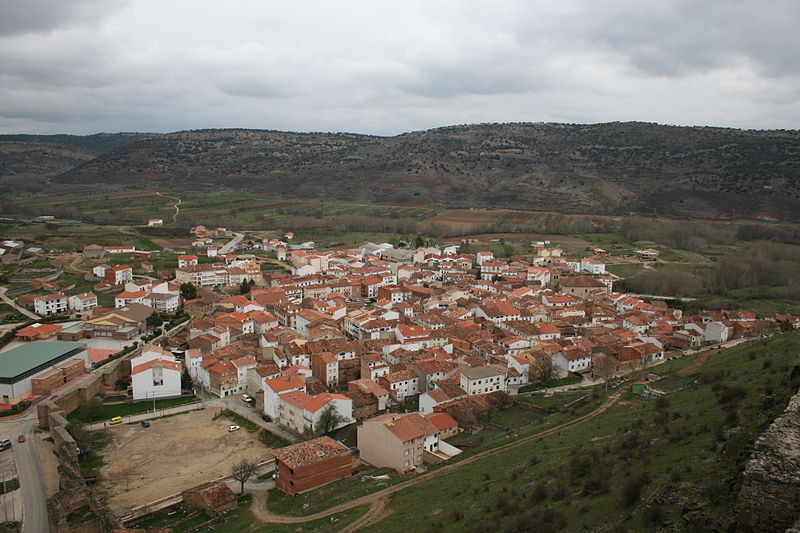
[1,0,798,135]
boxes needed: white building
[459,365,507,395]
[68,292,98,313]
[130,346,182,400]
[34,293,68,317]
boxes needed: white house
[68,292,97,313]
[130,346,182,400]
[262,375,306,420]
[459,365,507,395]
[34,293,68,317]
[552,348,592,378]
[704,321,730,344]
[580,258,606,275]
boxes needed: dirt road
[156,192,182,223]
[252,392,621,529]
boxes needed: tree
[316,404,345,436]
[112,457,151,490]
[146,312,164,330]
[181,368,193,391]
[81,397,105,422]
[180,282,197,300]
[230,457,258,493]
[528,353,554,384]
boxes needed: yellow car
[109,416,123,425]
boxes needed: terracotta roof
[272,436,349,469]
[426,412,458,432]
[131,358,182,376]
[371,412,439,442]
[265,375,305,393]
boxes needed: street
[12,412,47,533]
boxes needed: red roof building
[272,436,352,495]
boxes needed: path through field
[156,192,182,223]
[252,392,622,530]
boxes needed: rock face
[737,390,800,532]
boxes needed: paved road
[0,288,39,320]
[218,232,244,255]
[13,412,47,533]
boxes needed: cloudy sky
[1,0,798,135]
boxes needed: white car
[241,394,253,403]
[227,425,240,432]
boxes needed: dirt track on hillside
[252,392,622,530]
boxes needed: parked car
[17,435,25,443]
[109,416,123,425]
[0,439,11,451]
[141,421,150,428]
[227,425,240,432]
[241,394,253,403]
[261,414,272,422]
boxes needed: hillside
[0,132,150,181]
[32,123,800,219]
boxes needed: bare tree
[230,457,258,493]
[527,353,554,384]
[316,404,345,436]
[112,457,151,490]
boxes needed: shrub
[642,505,666,527]
[622,475,647,507]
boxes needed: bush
[642,505,666,527]
[622,475,647,507]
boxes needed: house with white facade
[34,293,68,317]
[459,365,507,395]
[130,346,182,400]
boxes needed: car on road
[0,439,11,451]
[241,394,253,403]
[17,435,25,443]
[227,425,240,432]
[261,414,271,422]
[109,416,123,425]
[141,421,150,428]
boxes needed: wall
[737,389,800,533]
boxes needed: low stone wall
[737,389,800,532]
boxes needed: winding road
[155,192,182,223]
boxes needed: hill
[0,132,151,182]
[24,123,800,219]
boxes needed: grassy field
[352,333,800,532]
[67,395,200,423]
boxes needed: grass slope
[360,333,800,533]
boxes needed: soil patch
[98,408,270,515]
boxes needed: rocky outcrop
[737,390,800,532]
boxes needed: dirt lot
[98,408,270,515]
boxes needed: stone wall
[38,356,130,427]
[737,389,800,533]
[48,443,122,533]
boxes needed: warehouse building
[0,341,88,402]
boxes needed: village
[1,221,798,530]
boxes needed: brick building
[272,436,352,495]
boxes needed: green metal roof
[0,341,87,379]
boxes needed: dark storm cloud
[0,0,125,36]
[0,0,797,135]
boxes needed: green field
[67,395,200,423]
[350,334,800,532]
